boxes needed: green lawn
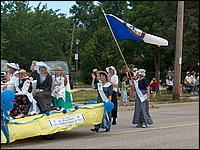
[72,90,98,103]
[71,89,199,104]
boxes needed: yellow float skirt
[1,103,104,144]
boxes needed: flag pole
[101,8,134,79]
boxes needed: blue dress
[132,78,153,125]
[95,82,113,130]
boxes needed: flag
[105,14,168,46]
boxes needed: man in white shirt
[106,66,119,125]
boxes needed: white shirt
[110,74,118,92]
[6,71,18,85]
[51,75,66,100]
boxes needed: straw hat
[14,69,27,77]
[137,69,146,77]
[98,71,111,81]
[6,63,20,70]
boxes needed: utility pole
[173,1,184,101]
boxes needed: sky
[28,1,76,17]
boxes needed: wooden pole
[101,8,133,80]
[173,1,184,101]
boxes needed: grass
[72,88,199,104]
[150,92,199,104]
[73,83,91,88]
[72,90,98,103]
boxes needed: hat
[137,69,146,77]
[106,66,117,75]
[6,63,20,70]
[14,69,27,77]
[98,71,110,81]
[186,71,190,74]
[35,61,50,73]
[133,68,138,71]
[93,69,98,73]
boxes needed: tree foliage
[1,1,199,84]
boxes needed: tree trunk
[154,46,161,92]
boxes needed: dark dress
[94,82,113,130]
[132,78,153,125]
[34,73,52,113]
[10,78,32,117]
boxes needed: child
[150,78,161,99]
[121,75,128,105]
[51,67,72,111]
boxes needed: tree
[1,1,72,70]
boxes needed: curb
[118,101,199,111]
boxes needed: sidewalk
[118,96,199,111]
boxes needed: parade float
[1,90,113,144]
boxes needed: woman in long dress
[91,71,113,132]
[10,69,40,118]
[132,69,153,128]
[51,67,72,110]
[34,62,52,113]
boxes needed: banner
[105,13,168,46]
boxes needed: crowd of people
[90,64,199,132]
[183,71,199,94]
[91,64,153,131]
[2,60,198,133]
[1,61,73,119]
[162,70,199,95]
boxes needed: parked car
[1,59,8,83]
[43,60,73,90]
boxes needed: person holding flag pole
[101,8,165,128]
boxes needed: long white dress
[51,75,66,101]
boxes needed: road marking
[106,122,199,135]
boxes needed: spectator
[120,66,129,82]
[166,75,173,91]
[196,72,199,94]
[132,69,153,128]
[91,71,113,132]
[121,75,128,105]
[106,66,119,125]
[150,78,161,99]
[128,64,138,102]
[191,71,198,94]
[34,62,53,113]
[184,71,194,93]
[119,66,129,102]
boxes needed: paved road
[1,102,199,149]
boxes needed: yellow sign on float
[1,103,104,144]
